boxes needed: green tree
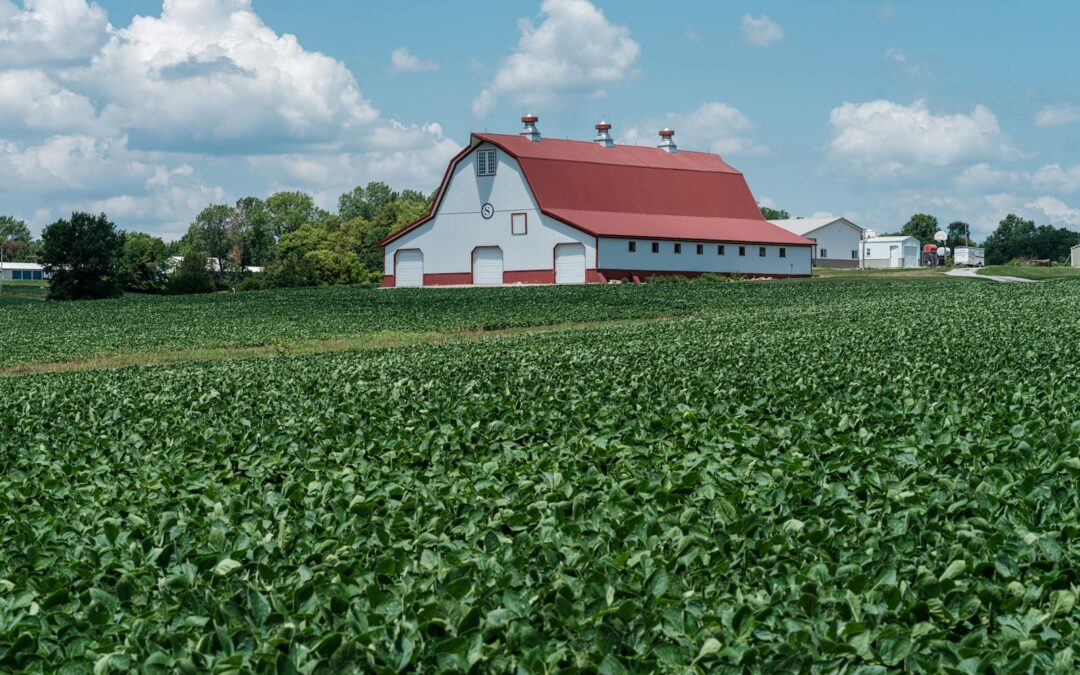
[760,206,790,220]
[40,212,124,300]
[119,232,168,293]
[983,213,1077,264]
[901,214,939,245]
[338,182,398,221]
[267,191,324,239]
[231,197,276,266]
[1,215,32,262]
[186,204,233,274]
[946,221,971,250]
[166,248,215,294]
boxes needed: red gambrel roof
[381,133,813,246]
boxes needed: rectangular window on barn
[739,246,746,257]
[674,243,682,254]
[651,242,659,253]
[780,247,787,258]
[851,250,858,259]
[511,213,527,235]
[33,271,42,280]
[718,245,726,255]
[628,241,636,252]
[759,246,766,257]
[820,248,828,258]
[866,247,871,256]
[476,149,497,176]
[11,271,20,280]
[696,244,704,255]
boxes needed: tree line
[0,183,432,300]
[760,207,1079,265]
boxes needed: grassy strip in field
[0,284,707,367]
[0,317,667,377]
[810,267,950,280]
[977,264,1080,280]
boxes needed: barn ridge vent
[658,128,677,154]
[594,119,615,148]
[520,114,541,142]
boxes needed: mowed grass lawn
[2,279,1080,672]
[978,264,1080,280]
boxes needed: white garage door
[472,247,503,285]
[554,243,586,284]
[395,249,424,287]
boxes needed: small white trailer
[954,247,985,267]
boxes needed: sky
[2,0,1080,241]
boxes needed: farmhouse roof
[0,262,44,271]
[769,217,863,237]
[381,133,813,247]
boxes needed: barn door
[472,247,504,285]
[395,249,424,287]
[554,243,586,284]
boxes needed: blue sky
[2,0,1079,240]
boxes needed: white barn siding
[1071,245,1080,267]
[805,222,862,268]
[598,239,811,276]
[384,144,595,283]
[863,237,921,269]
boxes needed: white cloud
[473,0,640,118]
[826,99,1022,179]
[876,3,896,21]
[471,89,496,119]
[884,47,926,76]
[740,14,783,47]
[0,134,149,193]
[684,28,702,44]
[0,69,100,134]
[953,163,1020,191]
[1028,163,1080,192]
[390,47,438,74]
[65,0,380,153]
[0,0,110,66]
[0,0,457,237]
[623,102,769,156]
[1034,104,1080,128]
[1027,196,1080,226]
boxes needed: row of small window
[627,241,786,258]
[7,270,43,280]
[818,249,859,259]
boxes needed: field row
[2,281,1079,671]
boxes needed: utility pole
[0,242,4,296]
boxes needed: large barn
[380,116,813,287]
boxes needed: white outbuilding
[862,236,921,269]
[380,115,813,286]
[0,262,46,281]
[769,217,864,268]
[1071,244,1080,267]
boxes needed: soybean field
[2,280,1080,672]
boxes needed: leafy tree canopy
[267,191,326,239]
[167,248,215,295]
[984,213,1078,264]
[901,213,939,244]
[760,206,790,220]
[40,212,124,301]
[119,232,168,293]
